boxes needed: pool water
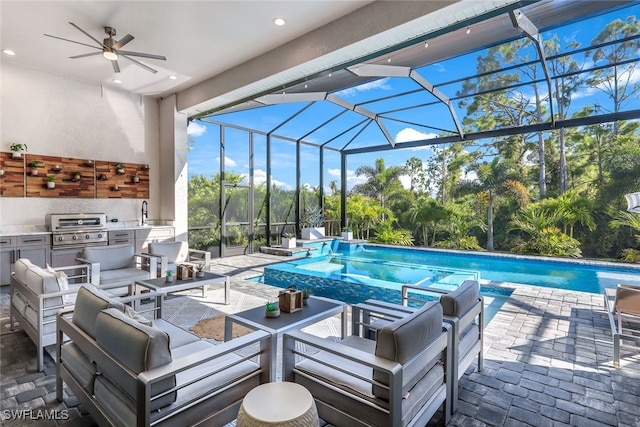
[255,242,640,325]
[345,245,640,294]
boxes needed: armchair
[147,241,211,278]
[76,244,159,296]
[283,301,452,427]
[352,280,483,415]
[604,284,640,367]
[10,258,92,371]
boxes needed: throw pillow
[125,305,153,326]
[46,265,73,304]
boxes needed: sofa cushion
[99,268,150,285]
[440,280,479,318]
[14,259,65,318]
[13,258,35,284]
[124,305,152,326]
[149,241,188,265]
[373,301,442,400]
[83,244,134,271]
[61,342,97,394]
[72,285,125,339]
[95,308,176,411]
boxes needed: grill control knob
[85,234,90,239]
[58,236,63,241]
[72,235,78,240]
[97,233,103,239]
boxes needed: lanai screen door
[221,183,253,257]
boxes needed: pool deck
[2,252,640,426]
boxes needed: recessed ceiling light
[273,17,286,26]
[424,42,429,48]
[112,79,122,84]
[168,75,177,80]
[2,49,16,56]
[466,26,471,34]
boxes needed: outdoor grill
[46,213,108,249]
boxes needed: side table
[236,382,318,427]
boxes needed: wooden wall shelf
[0,152,149,199]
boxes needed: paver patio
[1,253,639,426]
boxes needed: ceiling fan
[44,22,166,74]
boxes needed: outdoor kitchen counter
[0,225,50,237]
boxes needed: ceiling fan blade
[121,54,157,74]
[112,34,134,50]
[70,52,103,59]
[118,50,166,61]
[44,34,101,50]
[68,22,106,48]
[112,60,121,73]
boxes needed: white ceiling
[0,1,371,96]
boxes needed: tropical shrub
[368,220,414,246]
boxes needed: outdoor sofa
[56,284,272,427]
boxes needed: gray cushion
[14,258,63,315]
[440,280,479,317]
[95,308,176,411]
[72,285,124,339]
[61,342,97,394]
[149,241,188,264]
[373,301,442,400]
[83,244,134,271]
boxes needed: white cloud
[328,168,366,189]
[254,168,293,190]
[335,78,392,97]
[215,156,237,167]
[395,127,438,144]
[187,121,207,137]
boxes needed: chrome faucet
[141,201,148,226]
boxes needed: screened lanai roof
[197,0,640,154]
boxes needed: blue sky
[187,4,639,193]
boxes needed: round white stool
[237,382,319,427]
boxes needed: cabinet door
[0,236,16,286]
[17,246,50,268]
[135,228,175,253]
[1,247,15,285]
[50,248,84,268]
[17,235,51,268]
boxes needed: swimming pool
[343,244,640,294]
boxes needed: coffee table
[224,296,347,381]
[137,271,230,317]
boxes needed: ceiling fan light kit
[44,22,166,74]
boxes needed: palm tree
[542,191,596,238]
[352,158,405,221]
[457,158,529,251]
[508,204,582,257]
[408,197,450,246]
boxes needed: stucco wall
[0,62,161,228]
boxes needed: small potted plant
[265,301,280,318]
[99,173,108,180]
[0,168,5,177]
[195,264,205,278]
[302,288,312,305]
[165,270,175,283]
[72,171,82,181]
[9,143,27,158]
[46,175,56,189]
[115,163,126,174]
[282,232,297,249]
[29,160,43,176]
[132,172,140,183]
[301,207,325,240]
[342,226,353,241]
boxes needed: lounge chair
[604,284,640,368]
[625,192,640,213]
